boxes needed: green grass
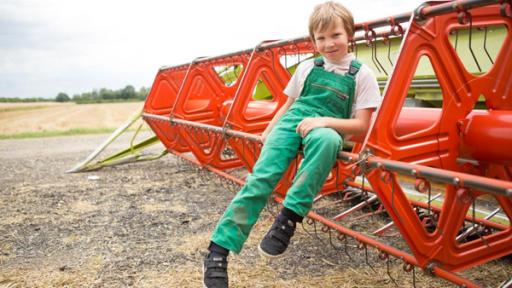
[0,128,117,140]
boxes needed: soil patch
[0,134,510,287]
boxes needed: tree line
[0,85,149,103]
[57,85,150,103]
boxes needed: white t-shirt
[283,53,381,118]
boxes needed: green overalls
[211,58,362,253]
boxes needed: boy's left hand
[296,117,327,138]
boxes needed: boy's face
[313,19,349,63]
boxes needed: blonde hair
[308,1,355,40]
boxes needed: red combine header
[142,1,512,286]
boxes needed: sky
[0,0,423,99]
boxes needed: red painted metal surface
[142,1,512,286]
[144,65,189,152]
[364,3,512,271]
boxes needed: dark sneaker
[203,253,228,288]
[258,216,296,258]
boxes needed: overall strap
[314,57,361,78]
[347,59,362,79]
[314,57,325,68]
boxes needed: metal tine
[301,224,342,264]
[312,219,322,241]
[358,242,377,273]
[387,36,394,66]
[378,251,399,287]
[403,262,417,288]
[373,221,395,236]
[335,165,343,200]
[354,39,358,58]
[472,195,477,232]
[294,43,301,65]
[327,228,340,249]
[482,26,494,65]
[366,29,385,75]
[412,265,417,288]
[347,203,386,222]
[373,192,442,236]
[314,188,360,210]
[467,12,482,72]
[327,229,354,261]
[429,193,442,204]
[284,46,289,70]
[350,39,358,58]
[373,37,388,76]
[301,218,328,246]
[269,47,276,75]
[454,29,459,51]
[427,180,436,228]
[416,177,434,218]
[314,188,355,210]
[369,35,381,74]
[332,194,378,221]
[277,47,290,77]
[290,43,300,66]
[232,55,240,80]
[342,233,353,260]
[456,207,501,242]
[301,218,315,238]
[361,172,373,212]
[297,220,326,262]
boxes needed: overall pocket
[311,83,349,100]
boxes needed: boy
[203,2,381,287]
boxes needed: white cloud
[0,0,423,98]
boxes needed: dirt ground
[0,134,511,288]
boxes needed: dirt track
[0,134,510,287]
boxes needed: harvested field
[0,133,511,287]
[0,102,143,136]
